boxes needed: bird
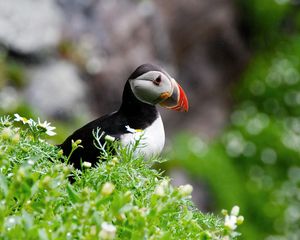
[59,63,188,169]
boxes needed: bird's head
[128,64,189,112]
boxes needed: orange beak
[159,80,189,112]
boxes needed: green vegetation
[170,30,300,240]
[0,52,34,120]
[167,2,300,239]
[0,115,243,239]
[1,1,299,239]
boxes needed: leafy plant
[0,114,243,239]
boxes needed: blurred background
[0,0,300,239]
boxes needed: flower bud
[63,166,70,174]
[116,213,126,221]
[16,167,26,182]
[71,140,76,149]
[112,157,119,164]
[101,182,115,196]
[178,184,193,197]
[42,176,51,186]
[237,216,244,225]
[231,206,240,216]
[1,128,12,140]
[71,139,82,149]
[221,209,228,216]
[105,135,115,142]
[154,185,165,197]
[83,161,92,168]
[99,222,116,240]
[160,179,169,188]
[124,191,133,203]
[58,149,64,157]
[90,225,97,236]
[12,133,20,144]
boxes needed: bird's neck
[119,81,158,127]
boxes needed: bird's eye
[153,76,162,86]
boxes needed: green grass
[0,115,243,239]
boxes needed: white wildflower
[27,159,35,166]
[99,222,116,240]
[6,216,19,228]
[38,118,56,136]
[223,205,244,232]
[28,119,35,126]
[13,113,23,122]
[224,215,238,230]
[101,182,115,196]
[14,113,35,126]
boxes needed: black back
[59,65,159,169]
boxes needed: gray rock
[57,0,172,115]
[0,0,63,53]
[2,0,249,139]
[56,0,248,139]
[156,0,249,138]
[25,60,89,119]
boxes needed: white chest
[120,115,165,158]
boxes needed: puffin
[59,64,188,169]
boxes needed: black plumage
[59,65,159,169]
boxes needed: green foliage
[0,52,32,118]
[0,52,26,89]
[170,36,300,239]
[172,4,300,238]
[237,0,296,48]
[0,115,241,239]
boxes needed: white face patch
[120,114,165,159]
[129,71,173,105]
